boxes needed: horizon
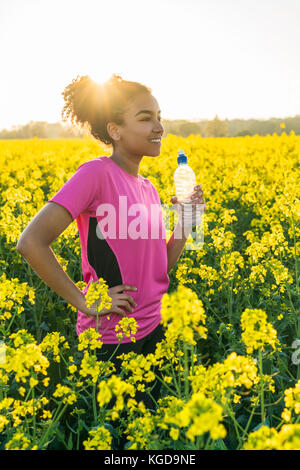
[1,112,299,132]
[1,0,300,129]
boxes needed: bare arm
[16,202,90,314]
[167,222,189,274]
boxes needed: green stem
[38,403,69,449]
[291,213,299,294]
[198,293,224,324]
[190,343,195,377]
[286,279,297,316]
[147,389,158,408]
[106,339,123,365]
[96,299,100,332]
[182,341,189,401]
[177,341,185,399]
[76,416,81,450]
[92,381,98,425]
[204,435,212,450]
[90,300,101,425]
[167,358,182,398]
[281,245,300,380]
[275,352,295,380]
[226,402,243,449]
[295,318,300,382]
[31,380,37,445]
[241,400,258,441]
[151,369,178,397]
[58,350,69,368]
[228,279,233,324]
[4,311,17,335]
[25,265,41,336]
[258,348,265,424]
[54,426,69,449]
[278,251,298,317]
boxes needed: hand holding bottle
[172,150,207,231]
[171,184,207,229]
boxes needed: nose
[153,119,164,135]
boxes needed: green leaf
[213,438,228,450]
[67,433,73,450]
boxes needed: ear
[107,122,121,141]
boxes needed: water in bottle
[174,150,196,203]
[174,150,201,227]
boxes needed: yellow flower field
[0,132,299,450]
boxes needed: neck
[109,150,142,178]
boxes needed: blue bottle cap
[177,150,187,164]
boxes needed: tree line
[0,114,299,139]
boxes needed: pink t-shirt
[48,156,170,343]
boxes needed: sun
[89,71,123,86]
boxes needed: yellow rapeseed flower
[78,328,103,351]
[161,285,207,346]
[243,424,300,450]
[83,426,112,450]
[85,278,112,312]
[115,317,138,342]
[163,392,226,442]
[241,308,279,354]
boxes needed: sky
[1,0,300,130]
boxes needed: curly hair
[61,74,152,146]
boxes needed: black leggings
[96,322,166,410]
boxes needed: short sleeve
[47,160,101,221]
[149,181,162,205]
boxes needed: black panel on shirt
[87,216,123,288]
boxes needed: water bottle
[174,150,196,202]
[174,150,201,227]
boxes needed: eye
[141,116,162,121]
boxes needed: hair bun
[61,73,152,146]
[108,73,123,84]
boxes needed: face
[108,93,164,158]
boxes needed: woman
[16,73,206,416]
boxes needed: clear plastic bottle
[174,150,202,228]
[174,150,196,203]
